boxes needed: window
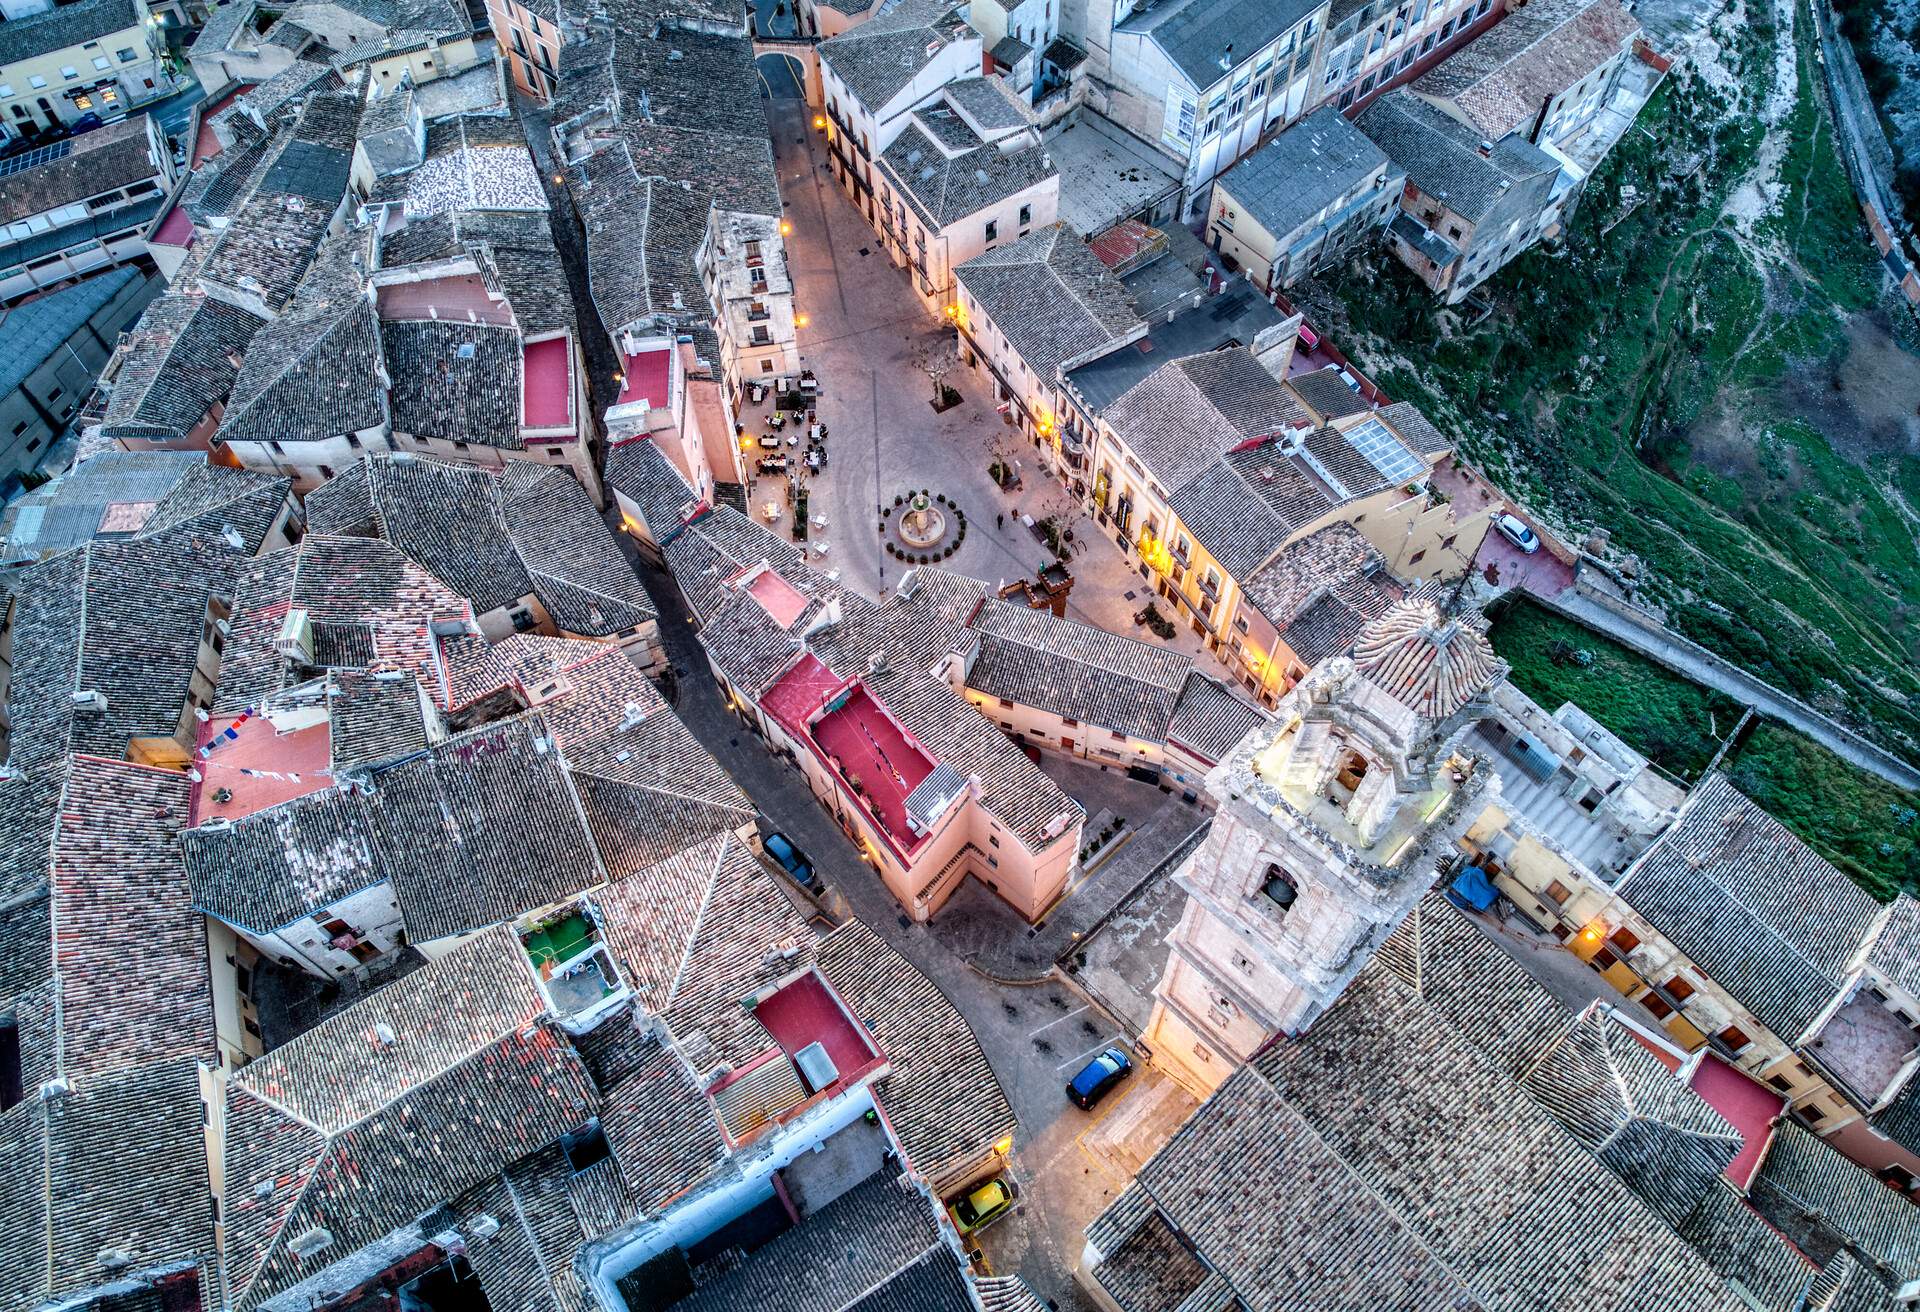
[1543,879,1571,905]
[984,219,998,242]
[1207,991,1237,1027]
[1608,927,1639,953]
[1642,992,1674,1020]
[1801,1103,1826,1126]
[1766,1074,1795,1093]
[29,76,47,89]
[60,67,78,80]
[92,56,111,70]
[0,1020,20,1111]
[117,47,137,61]
[1664,976,1696,1003]
[1259,862,1297,910]
[0,84,11,98]
[1019,204,1031,227]
[1232,951,1256,976]
[1717,1025,1752,1052]
[760,359,775,373]
[1441,535,1457,550]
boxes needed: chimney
[1477,140,1493,158]
[868,649,889,674]
[620,700,647,730]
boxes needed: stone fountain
[898,492,946,549]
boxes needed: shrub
[894,494,905,507]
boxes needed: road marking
[1025,1004,1089,1038]
[1054,1038,1119,1071]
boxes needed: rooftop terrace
[523,334,573,431]
[763,657,943,854]
[190,710,331,825]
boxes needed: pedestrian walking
[996,512,1004,530]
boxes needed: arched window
[1260,862,1297,910]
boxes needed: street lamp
[779,219,793,236]
[812,114,827,130]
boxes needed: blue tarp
[1448,865,1499,912]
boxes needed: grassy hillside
[1489,595,1919,897]
[1300,0,1920,760]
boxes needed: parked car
[1066,1046,1132,1110]
[1493,511,1540,554]
[762,831,821,893]
[947,1178,1015,1236]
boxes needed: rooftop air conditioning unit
[71,689,107,713]
[465,1214,501,1241]
[287,1228,334,1261]
[274,608,315,662]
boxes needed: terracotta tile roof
[955,222,1140,380]
[309,456,654,635]
[49,756,215,1080]
[326,667,431,770]
[100,293,265,444]
[368,713,604,942]
[1615,774,1884,1045]
[1241,521,1396,651]
[219,928,596,1311]
[1413,0,1639,142]
[966,596,1191,741]
[1349,597,1501,719]
[815,919,1016,1182]
[598,1034,729,1211]
[3,534,235,775]
[214,534,472,714]
[671,1170,946,1312]
[1166,670,1267,764]
[382,319,524,447]
[1749,1122,1920,1295]
[0,116,155,226]
[877,119,1054,231]
[0,1057,217,1311]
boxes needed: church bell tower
[1143,597,1508,1097]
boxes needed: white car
[1494,512,1540,554]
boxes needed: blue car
[762,831,822,893]
[1066,1047,1132,1109]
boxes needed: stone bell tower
[1143,598,1507,1097]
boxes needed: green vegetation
[1726,722,1920,899]
[1487,598,1742,781]
[1310,0,1920,760]
[1489,596,1920,897]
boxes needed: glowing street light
[795,312,810,327]
[779,219,793,236]
[812,114,827,129]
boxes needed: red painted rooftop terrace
[1633,1023,1784,1190]
[750,970,883,1094]
[615,345,672,411]
[189,711,332,827]
[762,655,938,856]
[522,334,573,433]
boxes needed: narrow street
[623,543,1118,1311]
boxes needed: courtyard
[750,89,1234,672]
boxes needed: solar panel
[1346,416,1424,485]
[0,140,74,179]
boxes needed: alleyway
[626,542,1119,1310]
